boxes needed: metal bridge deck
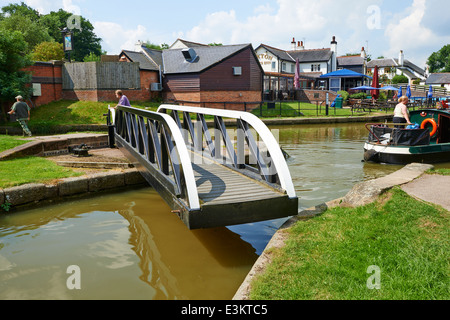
[194,160,285,206]
[183,154,297,229]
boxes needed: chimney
[291,37,296,51]
[330,36,337,72]
[399,50,404,66]
[331,36,337,52]
[297,41,305,50]
[135,40,144,52]
[361,47,366,59]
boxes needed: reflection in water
[2,123,447,300]
[0,189,257,300]
[117,192,258,300]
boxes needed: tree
[1,2,41,22]
[144,41,166,51]
[40,9,102,62]
[0,29,33,119]
[427,44,450,73]
[83,52,101,62]
[31,41,64,61]
[0,14,52,51]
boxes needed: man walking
[8,95,32,137]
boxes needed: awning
[320,69,372,79]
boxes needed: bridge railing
[113,105,201,210]
[157,104,297,199]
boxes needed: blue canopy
[350,86,378,90]
[320,69,372,79]
[379,86,399,91]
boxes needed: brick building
[121,41,264,110]
[26,61,63,108]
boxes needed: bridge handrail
[157,104,297,199]
[114,105,201,210]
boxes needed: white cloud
[22,0,81,15]
[93,21,148,54]
[384,0,450,67]
[62,0,81,15]
[23,0,55,14]
[183,0,384,53]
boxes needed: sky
[1,0,449,68]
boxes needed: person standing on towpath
[8,95,32,137]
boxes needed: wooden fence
[62,62,141,90]
[393,83,448,96]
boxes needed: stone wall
[0,169,147,209]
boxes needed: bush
[392,74,409,84]
[349,92,368,99]
[337,91,349,102]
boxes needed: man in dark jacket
[8,95,32,137]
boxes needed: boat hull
[364,142,450,165]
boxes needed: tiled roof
[141,47,163,69]
[367,58,425,76]
[256,44,333,63]
[120,50,160,71]
[169,38,209,49]
[259,44,295,62]
[338,55,364,66]
[426,73,450,84]
[162,44,251,74]
[289,48,332,62]
[367,58,397,68]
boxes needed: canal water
[1,123,448,300]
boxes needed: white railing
[113,105,201,210]
[157,104,297,199]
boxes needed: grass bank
[0,156,83,189]
[0,135,30,153]
[249,187,449,300]
[1,100,160,135]
[0,134,85,189]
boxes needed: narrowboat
[364,109,450,165]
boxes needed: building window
[272,62,276,71]
[232,66,242,76]
[311,64,321,72]
[282,62,286,72]
[291,64,295,73]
